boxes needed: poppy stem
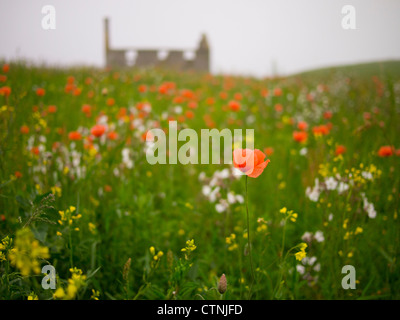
[245,175,255,298]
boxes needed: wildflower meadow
[0,60,399,301]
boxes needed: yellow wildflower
[8,228,50,276]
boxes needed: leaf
[15,195,30,210]
[87,266,101,279]
[31,224,49,242]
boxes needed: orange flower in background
[260,88,269,97]
[206,97,215,106]
[181,89,195,100]
[36,88,45,96]
[363,112,371,121]
[377,145,394,157]
[91,124,106,137]
[187,101,198,109]
[0,86,11,97]
[138,84,147,93]
[107,131,118,140]
[65,83,75,94]
[3,64,9,73]
[142,130,154,142]
[264,147,274,156]
[85,77,93,85]
[48,105,57,113]
[14,171,22,179]
[106,97,115,106]
[73,88,82,96]
[335,145,346,156]
[228,100,241,112]
[297,121,308,131]
[52,142,60,151]
[158,83,169,95]
[173,96,184,104]
[31,146,40,155]
[233,148,270,178]
[0,75,7,82]
[323,111,332,119]
[68,131,82,141]
[273,87,282,97]
[87,90,95,99]
[66,76,75,84]
[312,125,330,135]
[274,103,283,112]
[293,131,308,143]
[219,91,228,100]
[20,125,30,134]
[185,110,194,119]
[234,92,243,101]
[158,81,176,95]
[116,107,128,120]
[82,104,91,114]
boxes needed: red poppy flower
[82,104,91,114]
[219,91,228,100]
[312,125,330,135]
[206,97,215,105]
[36,88,45,96]
[260,88,268,97]
[106,98,115,106]
[31,146,40,155]
[3,64,9,73]
[15,171,22,178]
[378,146,394,157]
[138,84,147,93]
[274,104,283,112]
[65,83,75,94]
[335,145,346,156]
[85,77,93,85]
[0,86,11,97]
[68,131,82,141]
[48,105,57,113]
[228,100,241,112]
[323,111,332,119]
[185,110,194,119]
[91,124,106,137]
[73,88,82,96]
[297,121,308,131]
[273,88,282,97]
[234,92,243,101]
[233,148,270,178]
[293,131,308,143]
[20,125,30,134]
[264,147,274,156]
[107,131,118,140]
[187,101,198,109]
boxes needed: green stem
[69,230,73,268]
[245,175,255,299]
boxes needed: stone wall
[104,18,210,72]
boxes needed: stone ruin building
[104,18,210,72]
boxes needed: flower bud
[218,274,227,294]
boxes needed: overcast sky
[1,0,400,77]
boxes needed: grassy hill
[293,60,400,81]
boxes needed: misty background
[0,0,400,77]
